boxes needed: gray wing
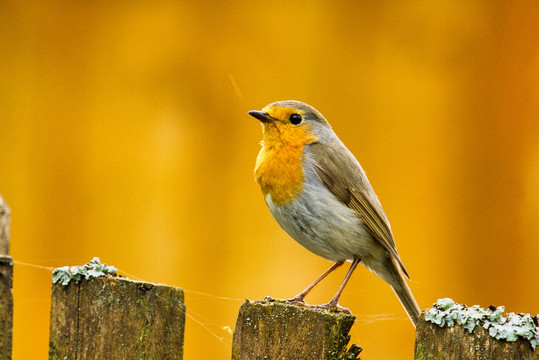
[307,141,410,279]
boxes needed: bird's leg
[315,257,361,312]
[285,261,344,304]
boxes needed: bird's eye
[289,113,302,125]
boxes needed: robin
[249,100,420,327]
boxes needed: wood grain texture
[232,300,361,360]
[0,197,12,360]
[0,256,13,360]
[49,275,185,360]
[415,312,539,359]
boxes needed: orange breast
[254,122,317,206]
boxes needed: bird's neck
[254,123,317,206]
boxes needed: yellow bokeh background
[1,1,539,359]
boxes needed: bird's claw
[263,295,351,314]
[311,302,351,314]
[284,296,306,306]
[263,295,306,306]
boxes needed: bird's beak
[248,110,273,123]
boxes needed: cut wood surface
[232,299,362,360]
[49,275,185,360]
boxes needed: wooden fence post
[48,259,186,360]
[414,298,539,359]
[0,196,13,360]
[232,299,362,360]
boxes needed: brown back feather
[307,141,410,279]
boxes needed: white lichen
[426,298,539,349]
[52,257,117,286]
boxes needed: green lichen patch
[52,257,118,286]
[426,298,539,349]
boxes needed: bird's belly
[266,178,378,262]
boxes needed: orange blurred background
[1,1,539,359]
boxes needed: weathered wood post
[0,196,13,360]
[48,258,186,360]
[414,298,539,359]
[232,299,362,360]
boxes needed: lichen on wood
[52,257,118,285]
[415,299,539,360]
[49,274,185,359]
[232,299,361,360]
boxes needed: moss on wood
[232,299,361,360]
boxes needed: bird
[249,100,421,327]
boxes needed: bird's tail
[388,257,421,328]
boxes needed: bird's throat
[254,123,317,206]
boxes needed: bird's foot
[284,295,306,306]
[263,296,351,314]
[310,302,351,314]
[263,295,306,306]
